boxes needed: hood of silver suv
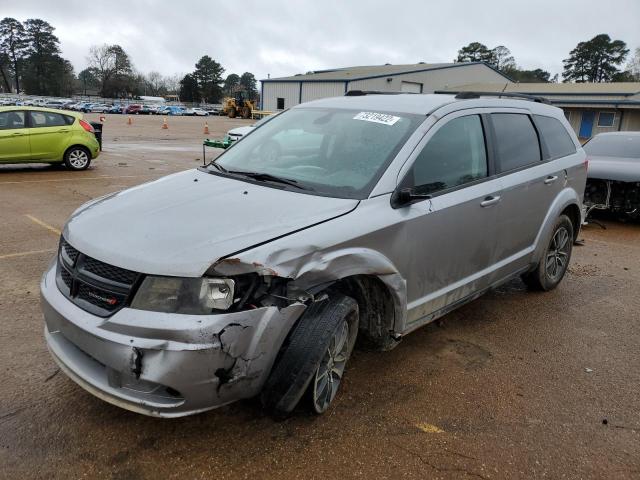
[64,169,358,277]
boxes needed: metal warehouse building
[260,62,511,111]
[438,82,640,140]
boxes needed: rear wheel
[228,107,237,118]
[241,106,251,119]
[261,293,359,417]
[64,146,91,171]
[522,215,573,291]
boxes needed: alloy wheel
[546,227,570,281]
[311,315,353,414]
[68,149,89,169]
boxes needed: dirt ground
[1,114,639,479]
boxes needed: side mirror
[392,187,432,208]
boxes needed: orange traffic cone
[162,117,168,130]
[203,122,210,135]
[127,116,132,125]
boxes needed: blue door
[579,111,595,138]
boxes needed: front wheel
[522,215,574,291]
[64,146,91,171]
[261,293,359,417]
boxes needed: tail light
[79,119,94,133]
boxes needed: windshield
[584,135,640,159]
[210,108,422,198]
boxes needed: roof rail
[345,90,417,96]
[454,91,551,104]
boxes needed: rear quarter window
[492,113,541,173]
[534,115,576,159]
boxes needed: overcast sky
[3,0,639,82]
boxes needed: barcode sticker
[353,111,400,125]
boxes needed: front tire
[522,215,574,291]
[261,293,359,417]
[64,146,91,171]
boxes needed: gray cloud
[3,0,639,82]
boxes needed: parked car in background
[184,107,209,116]
[44,100,68,109]
[137,105,155,115]
[40,93,586,418]
[107,104,124,114]
[163,106,185,116]
[583,132,640,220]
[124,104,143,115]
[83,103,109,113]
[226,113,278,141]
[0,106,100,170]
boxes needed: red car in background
[124,104,143,114]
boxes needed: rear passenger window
[492,114,541,172]
[534,115,576,159]
[28,111,68,128]
[0,111,25,130]
[411,115,488,195]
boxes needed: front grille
[82,256,137,285]
[56,238,140,317]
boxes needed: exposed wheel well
[330,275,396,350]
[561,203,581,241]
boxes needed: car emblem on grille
[86,290,118,305]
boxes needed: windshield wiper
[208,161,228,173]
[226,170,313,191]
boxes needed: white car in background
[184,107,209,116]
[227,114,277,141]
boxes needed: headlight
[131,276,235,314]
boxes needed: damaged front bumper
[40,264,305,417]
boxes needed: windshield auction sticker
[353,111,401,125]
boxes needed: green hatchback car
[0,106,100,170]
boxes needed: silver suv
[41,93,586,417]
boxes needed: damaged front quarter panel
[210,303,306,396]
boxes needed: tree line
[0,17,259,103]
[2,17,639,99]
[455,35,640,83]
[177,58,258,103]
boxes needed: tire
[241,106,251,119]
[261,293,359,417]
[228,107,237,118]
[522,214,574,291]
[64,146,91,171]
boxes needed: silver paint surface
[41,94,587,416]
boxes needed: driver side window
[411,115,488,195]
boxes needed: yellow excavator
[223,91,256,119]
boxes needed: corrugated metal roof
[437,82,640,96]
[264,62,479,82]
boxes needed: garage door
[401,81,422,93]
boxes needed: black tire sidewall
[261,293,359,416]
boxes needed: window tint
[534,115,576,159]
[411,115,488,195]
[28,111,68,128]
[492,113,541,172]
[0,111,25,130]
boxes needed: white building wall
[301,82,345,103]
[347,64,509,93]
[262,64,510,110]
[262,82,299,111]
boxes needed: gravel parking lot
[1,114,639,479]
